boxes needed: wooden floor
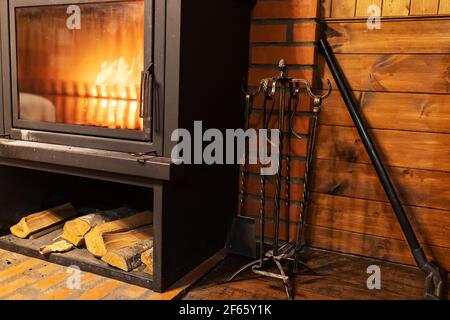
[1,247,448,300]
[0,248,225,300]
[184,248,450,300]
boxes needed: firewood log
[85,211,153,257]
[29,224,64,240]
[141,248,154,274]
[102,240,153,272]
[102,225,152,252]
[39,240,74,255]
[10,203,78,239]
[62,207,136,246]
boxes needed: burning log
[85,211,153,257]
[10,203,78,239]
[102,239,153,272]
[141,248,154,274]
[62,207,136,246]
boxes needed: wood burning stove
[3,0,155,152]
[0,0,252,292]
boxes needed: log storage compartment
[0,167,156,289]
[0,0,252,292]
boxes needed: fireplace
[0,0,252,292]
[3,0,155,152]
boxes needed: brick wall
[242,0,320,242]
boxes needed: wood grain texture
[319,54,450,94]
[315,125,450,172]
[320,91,450,133]
[331,0,357,17]
[355,0,383,17]
[409,0,439,15]
[307,225,450,270]
[325,20,450,54]
[185,249,450,300]
[440,0,450,14]
[318,90,355,126]
[309,193,450,248]
[311,159,450,211]
[382,0,411,16]
[10,203,77,239]
[315,0,450,270]
[320,0,449,18]
[321,0,332,17]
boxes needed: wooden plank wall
[309,0,450,270]
[321,0,450,17]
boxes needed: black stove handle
[139,63,154,119]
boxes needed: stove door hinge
[130,151,158,165]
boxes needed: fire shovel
[226,88,258,259]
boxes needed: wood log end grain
[141,248,154,275]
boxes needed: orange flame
[86,55,144,130]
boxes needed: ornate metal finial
[278,59,287,77]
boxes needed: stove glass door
[11,0,152,141]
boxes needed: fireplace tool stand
[228,60,331,300]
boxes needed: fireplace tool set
[227,59,331,300]
[228,38,447,301]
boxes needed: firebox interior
[15,1,145,131]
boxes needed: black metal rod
[273,80,286,256]
[318,38,428,267]
[260,96,268,266]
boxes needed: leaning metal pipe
[319,38,446,300]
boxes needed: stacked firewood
[10,203,154,273]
